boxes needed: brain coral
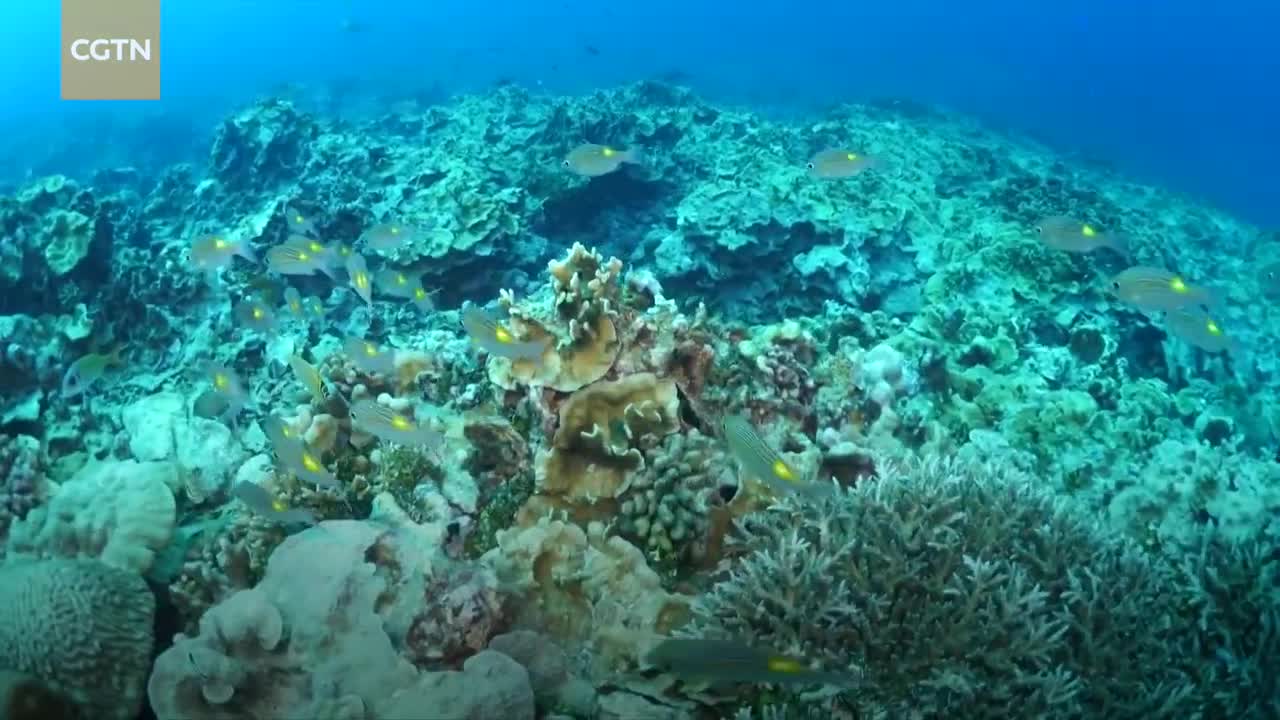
[0,557,155,720]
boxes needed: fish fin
[623,146,645,165]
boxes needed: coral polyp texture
[0,79,1276,720]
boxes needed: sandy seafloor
[0,82,1277,719]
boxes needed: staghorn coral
[488,242,624,392]
[525,373,679,523]
[0,557,155,720]
[689,453,1204,719]
[1180,531,1280,716]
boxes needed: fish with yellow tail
[646,638,857,688]
[722,414,831,498]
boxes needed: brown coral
[532,374,680,517]
[488,243,624,392]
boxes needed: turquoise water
[1,3,1278,718]
[1,0,1276,224]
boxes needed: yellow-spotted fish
[345,251,374,307]
[303,295,326,323]
[807,149,876,179]
[266,242,336,279]
[460,306,548,364]
[723,415,825,497]
[350,399,444,448]
[1165,307,1240,354]
[288,354,330,404]
[375,268,438,311]
[61,348,124,398]
[1035,216,1128,256]
[283,287,306,319]
[284,205,319,237]
[361,222,423,253]
[189,234,257,274]
[562,143,643,177]
[232,481,317,525]
[233,298,278,334]
[1108,266,1217,312]
[262,415,302,451]
[646,638,856,688]
[276,436,339,489]
[343,336,397,374]
[205,362,249,418]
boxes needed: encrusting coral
[148,519,524,720]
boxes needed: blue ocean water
[0,0,1276,226]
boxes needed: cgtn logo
[69,37,152,62]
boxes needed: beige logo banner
[61,0,161,100]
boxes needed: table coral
[488,243,624,392]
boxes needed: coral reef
[1,76,1277,720]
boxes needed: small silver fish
[563,143,643,177]
[61,348,123,399]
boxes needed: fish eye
[805,162,815,170]
[561,159,571,166]
[1111,281,1121,290]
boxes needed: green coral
[465,469,534,559]
[690,453,1211,719]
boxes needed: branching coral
[688,454,1206,719]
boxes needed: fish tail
[235,241,258,264]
